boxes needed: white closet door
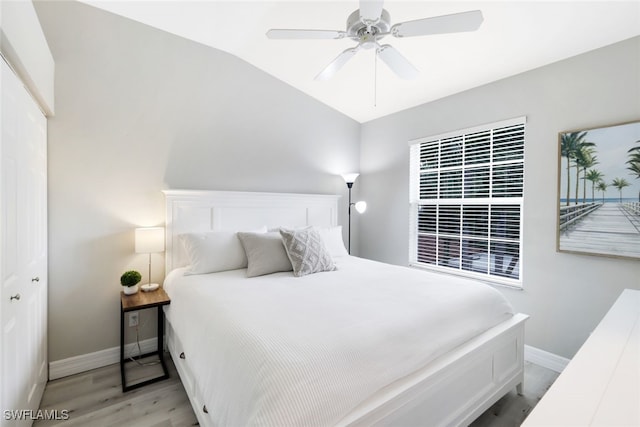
[23,65,48,416]
[1,57,26,425]
[1,58,48,426]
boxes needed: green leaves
[120,270,141,287]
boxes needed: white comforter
[164,256,513,427]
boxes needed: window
[409,117,525,286]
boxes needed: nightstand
[120,287,171,392]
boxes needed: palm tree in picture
[560,132,587,206]
[585,169,604,202]
[576,149,598,204]
[627,140,640,201]
[611,178,630,203]
[628,139,640,156]
[573,143,596,205]
[628,162,640,202]
[596,181,608,203]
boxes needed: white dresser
[523,289,640,426]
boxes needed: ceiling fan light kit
[266,0,483,81]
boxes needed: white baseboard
[49,337,158,380]
[524,345,570,373]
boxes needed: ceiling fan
[266,0,483,81]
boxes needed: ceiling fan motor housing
[347,8,391,47]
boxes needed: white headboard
[163,190,340,274]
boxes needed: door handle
[10,294,21,301]
[32,277,40,283]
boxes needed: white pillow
[315,226,349,257]
[180,227,266,275]
[280,227,336,277]
[237,231,293,277]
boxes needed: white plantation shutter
[409,117,526,286]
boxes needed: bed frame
[163,189,528,427]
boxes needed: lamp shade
[135,227,165,253]
[355,201,367,213]
[341,173,360,184]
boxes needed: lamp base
[141,283,159,292]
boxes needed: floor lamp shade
[135,227,165,254]
[341,173,360,185]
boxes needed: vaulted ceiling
[79,1,640,123]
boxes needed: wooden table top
[120,287,170,311]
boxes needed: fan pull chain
[374,49,378,107]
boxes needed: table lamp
[135,227,165,291]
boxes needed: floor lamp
[341,173,367,254]
[135,227,165,291]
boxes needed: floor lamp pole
[347,182,353,254]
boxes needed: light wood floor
[35,355,199,427]
[35,356,558,427]
[470,362,559,427]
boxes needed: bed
[162,190,528,427]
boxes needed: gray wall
[359,37,640,359]
[35,1,361,361]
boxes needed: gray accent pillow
[279,227,337,277]
[237,231,293,277]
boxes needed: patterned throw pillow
[279,227,337,277]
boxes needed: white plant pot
[123,284,139,295]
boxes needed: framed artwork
[557,120,640,259]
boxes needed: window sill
[408,262,524,290]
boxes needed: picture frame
[557,120,640,259]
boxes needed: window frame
[408,117,526,288]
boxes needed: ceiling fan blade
[359,0,384,23]
[315,47,359,81]
[391,10,483,38]
[377,44,419,79]
[266,29,346,40]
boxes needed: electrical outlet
[129,311,139,327]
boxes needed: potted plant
[120,270,142,295]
